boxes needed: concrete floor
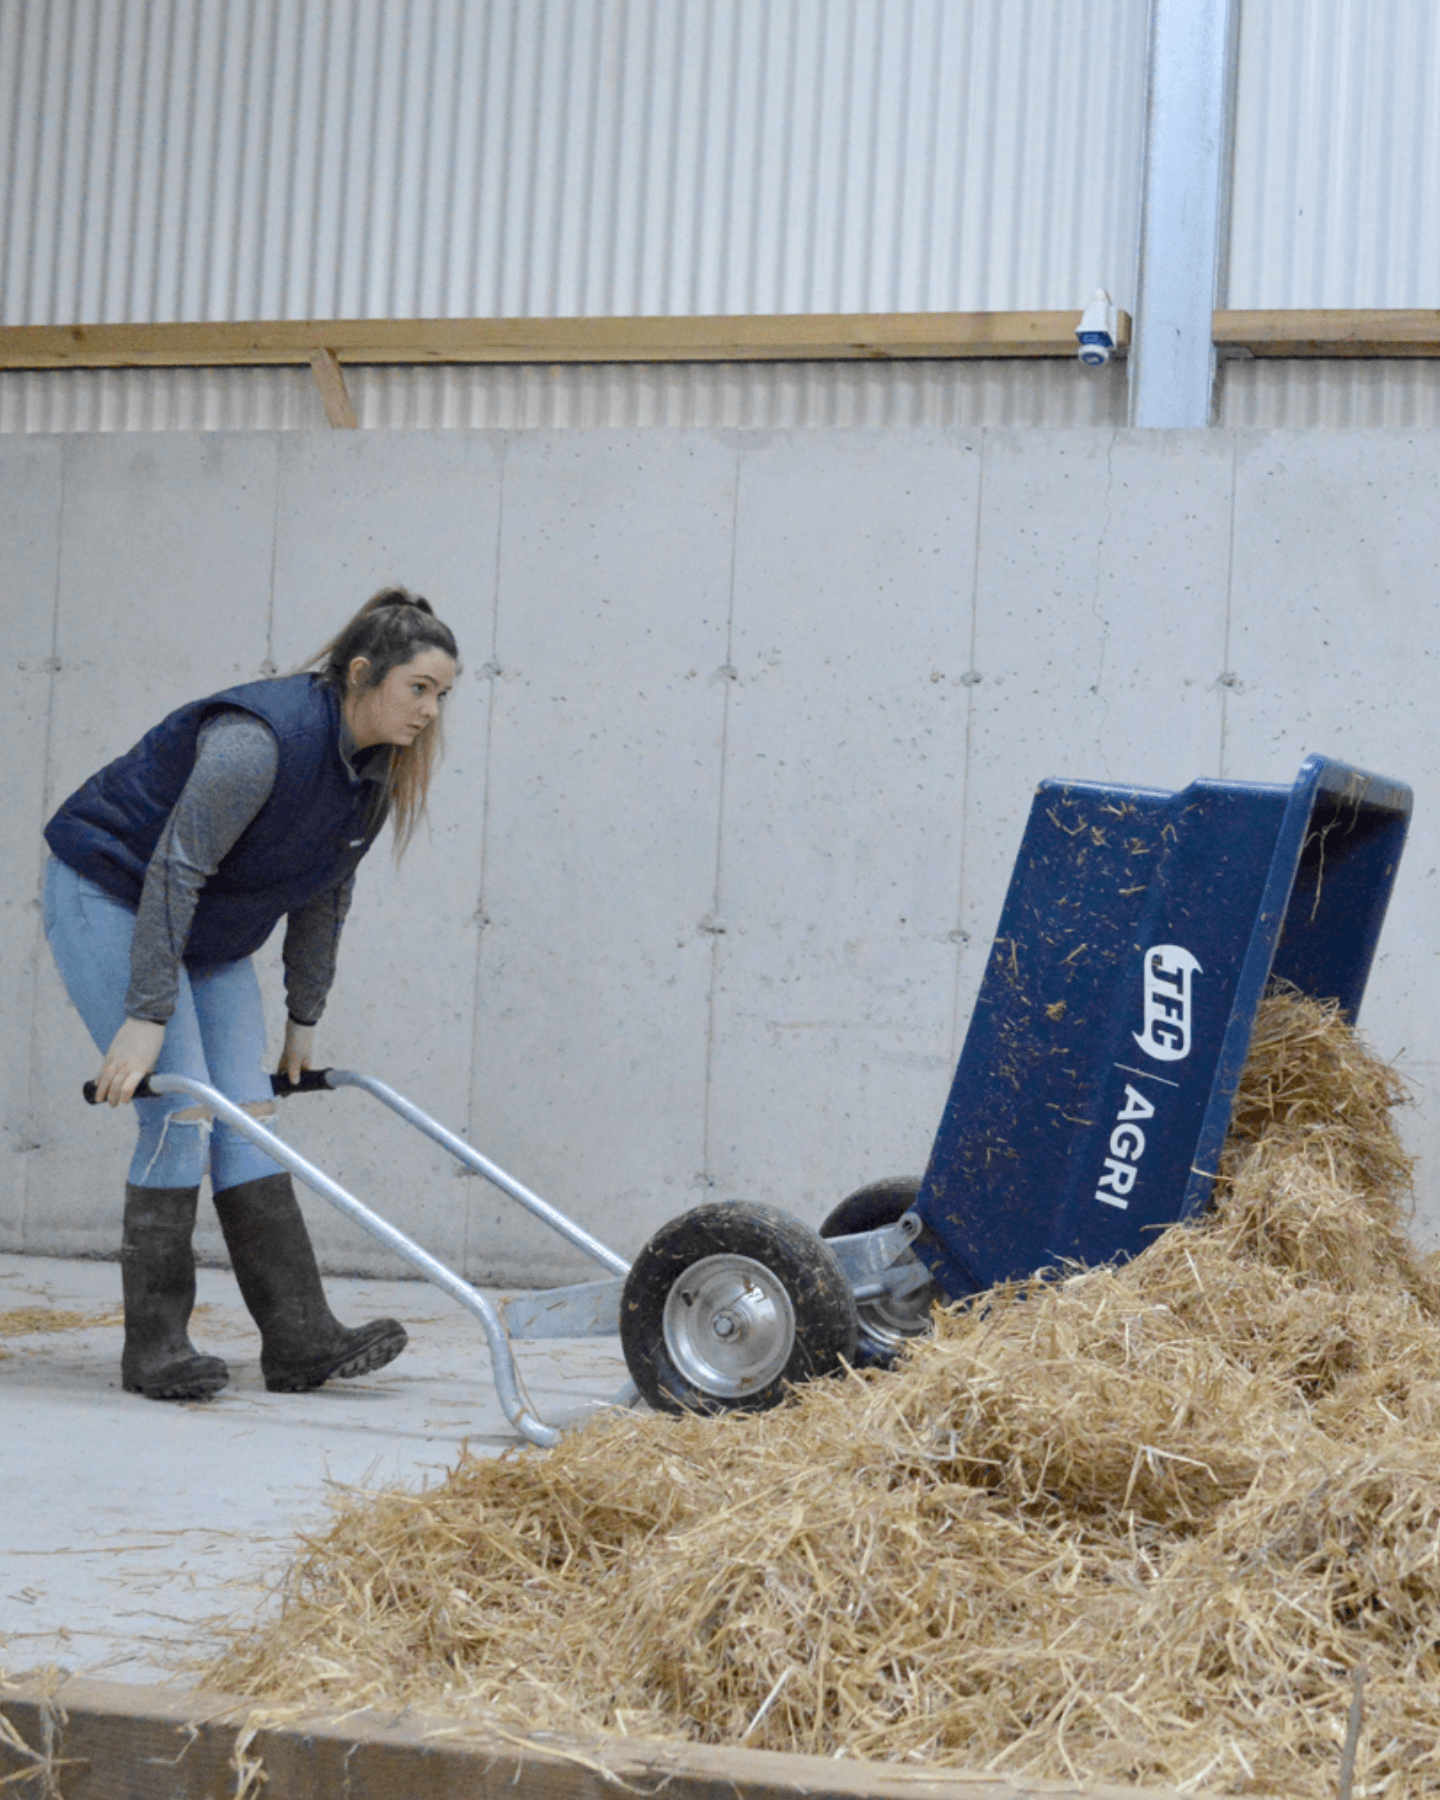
[0,1251,631,1687]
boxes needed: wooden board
[1215,309,1440,357]
[0,311,1129,369]
[0,1674,1187,1800]
[307,347,359,426]
[6,309,1435,379]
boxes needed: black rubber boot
[120,1183,231,1400]
[213,1172,407,1392]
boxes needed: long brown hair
[306,588,460,858]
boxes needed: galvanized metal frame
[130,1066,928,1445]
[141,1070,576,1446]
[1129,0,1241,427]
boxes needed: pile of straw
[210,988,1440,1797]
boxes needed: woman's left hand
[278,1018,315,1086]
[95,1017,167,1107]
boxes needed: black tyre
[621,1201,860,1415]
[820,1177,938,1366]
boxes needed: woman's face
[345,649,457,749]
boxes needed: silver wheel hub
[664,1253,796,1397]
[857,1281,938,1353]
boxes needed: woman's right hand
[94,1017,166,1107]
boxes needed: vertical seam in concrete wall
[1090,433,1119,763]
[1219,433,1239,776]
[22,445,70,1245]
[461,433,508,1274]
[947,431,987,1070]
[699,442,744,1189]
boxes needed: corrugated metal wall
[1219,0,1440,427]
[1221,362,1440,429]
[2,0,1437,433]
[1227,0,1440,308]
[7,358,1440,435]
[0,0,1146,323]
[0,360,1135,432]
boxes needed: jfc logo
[1133,945,1201,1062]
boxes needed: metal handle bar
[85,1069,630,1280]
[323,1071,631,1279]
[83,1069,561,1448]
[84,1069,332,1104]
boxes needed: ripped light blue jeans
[43,856,283,1191]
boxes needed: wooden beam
[0,1675,1188,1800]
[1214,308,1440,357]
[308,346,359,426]
[0,310,1131,370]
[4,310,1436,375]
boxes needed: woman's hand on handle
[95,1017,166,1107]
[279,1018,315,1087]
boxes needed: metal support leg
[142,1073,562,1448]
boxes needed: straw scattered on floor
[208,986,1440,1798]
[0,1308,123,1336]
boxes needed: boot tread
[122,1354,230,1401]
[262,1319,408,1393]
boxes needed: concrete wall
[3,427,1438,1284]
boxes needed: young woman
[43,589,460,1402]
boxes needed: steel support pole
[1129,0,1241,427]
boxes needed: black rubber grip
[84,1069,333,1105]
[83,1078,156,1104]
[270,1068,333,1097]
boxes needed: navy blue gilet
[44,674,387,965]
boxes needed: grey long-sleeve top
[125,709,390,1025]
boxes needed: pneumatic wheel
[620,1201,860,1415]
[820,1177,938,1367]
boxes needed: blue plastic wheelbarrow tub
[911,754,1412,1304]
